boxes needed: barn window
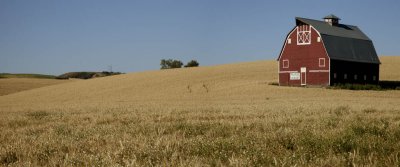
[344,74,347,79]
[354,75,358,80]
[297,24,311,45]
[334,73,337,79]
[319,58,325,67]
[373,76,376,81]
[317,37,321,42]
[287,38,291,44]
[283,60,289,68]
[364,75,367,80]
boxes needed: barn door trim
[301,67,307,86]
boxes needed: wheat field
[0,78,73,96]
[0,56,399,166]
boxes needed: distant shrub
[160,59,183,69]
[184,60,199,68]
[56,71,122,79]
[56,72,95,79]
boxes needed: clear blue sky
[1,0,399,75]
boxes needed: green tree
[160,59,183,69]
[184,60,199,67]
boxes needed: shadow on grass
[330,82,400,91]
[379,80,400,89]
[270,81,400,90]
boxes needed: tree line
[160,59,199,69]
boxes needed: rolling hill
[0,56,399,110]
[0,71,122,96]
[0,73,57,79]
[0,78,73,96]
[0,56,399,166]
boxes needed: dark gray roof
[321,35,379,64]
[296,17,370,40]
[323,14,340,20]
[296,17,380,64]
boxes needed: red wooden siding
[278,25,330,86]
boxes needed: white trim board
[283,59,289,68]
[309,70,329,73]
[279,71,299,74]
[301,67,307,85]
[277,26,297,61]
[319,58,326,67]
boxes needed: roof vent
[323,14,340,26]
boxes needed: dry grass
[0,78,73,96]
[380,56,400,81]
[0,56,399,166]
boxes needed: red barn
[277,15,380,86]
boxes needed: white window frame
[287,38,291,44]
[297,24,311,45]
[317,37,321,42]
[283,59,289,68]
[319,58,325,67]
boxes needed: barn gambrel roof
[296,17,380,64]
